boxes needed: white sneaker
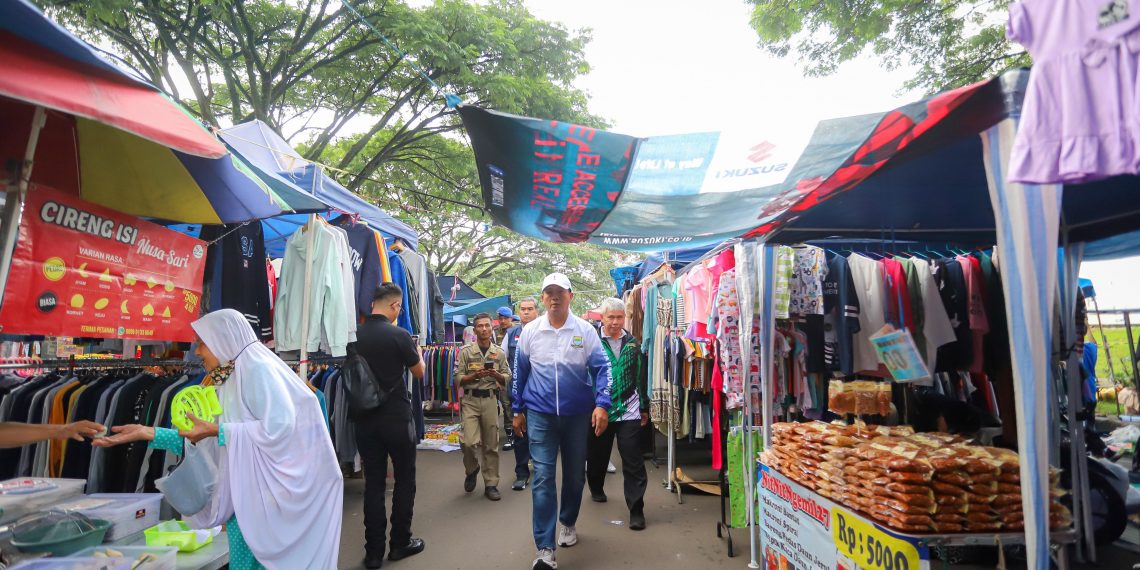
[532,548,557,569]
[607,461,617,473]
[557,524,578,547]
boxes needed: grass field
[1086,325,1139,388]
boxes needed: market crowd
[1,272,643,570]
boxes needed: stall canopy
[219,121,419,249]
[460,76,1140,252]
[438,275,485,303]
[0,0,221,157]
[443,295,511,320]
[0,1,324,224]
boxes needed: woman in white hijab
[95,309,344,569]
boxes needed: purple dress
[1007,0,1140,184]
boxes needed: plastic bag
[156,439,218,517]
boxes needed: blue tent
[219,121,419,251]
[444,295,512,320]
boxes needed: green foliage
[45,0,619,292]
[747,0,1032,93]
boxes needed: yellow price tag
[832,506,921,570]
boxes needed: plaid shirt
[774,245,794,319]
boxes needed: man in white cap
[512,273,612,570]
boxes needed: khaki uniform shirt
[455,342,511,392]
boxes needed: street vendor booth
[0,2,359,568]
[459,62,1140,568]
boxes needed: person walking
[513,273,612,570]
[504,297,539,490]
[95,309,343,569]
[494,306,515,344]
[587,298,650,531]
[350,283,427,568]
[456,312,511,501]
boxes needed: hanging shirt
[881,257,914,331]
[684,262,714,340]
[274,223,352,357]
[789,246,827,317]
[847,253,887,373]
[372,229,392,283]
[933,259,972,372]
[332,218,383,317]
[773,246,795,319]
[200,224,273,341]
[910,258,957,372]
[958,255,990,373]
[1006,0,1140,184]
[822,252,861,375]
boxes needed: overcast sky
[523,0,1140,311]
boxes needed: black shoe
[512,476,529,491]
[388,538,425,561]
[464,470,478,493]
[485,486,502,501]
[630,510,646,531]
[591,491,607,503]
[363,555,384,569]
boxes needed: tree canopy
[747,0,1030,93]
[46,0,622,297]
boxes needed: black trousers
[586,419,647,513]
[354,403,417,557]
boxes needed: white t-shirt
[911,258,957,372]
[847,254,886,372]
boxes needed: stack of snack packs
[763,422,1072,534]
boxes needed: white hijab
[188,309,343,570]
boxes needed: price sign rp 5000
[833,506,921,570]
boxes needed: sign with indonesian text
[0,187,206,341]
[759,464,929,570]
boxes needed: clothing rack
[0,357,191,371]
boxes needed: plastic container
[72,545,179,570]
[10,512,112,556]
[143,520,214,552]
[8,558,131,570]
[51,494,162,541]
[0,478,86,524]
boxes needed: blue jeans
[527,410,590,550]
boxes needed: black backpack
[341,353,400,419]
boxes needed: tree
[47,0,621,292]
[747,0,1030,93]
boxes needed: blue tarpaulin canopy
[219,121,419,250]
[444,295,511,320]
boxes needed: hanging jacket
[274,223,351,357]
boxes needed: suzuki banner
[459,79,995,252]
[0,186,206,341]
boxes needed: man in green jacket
[586,297,649,530]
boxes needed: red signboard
[0,186,206,341]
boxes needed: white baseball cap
[541,272,572,292]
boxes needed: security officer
[456,312,511,501]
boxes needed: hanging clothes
[332,216,384,318]
[274,221,354,357]
[1006,0,1140,184]
[201,224,274,341]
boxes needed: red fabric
[881,258,914,331]
[0,31,224,158]
[711,357,724,471]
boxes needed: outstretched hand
[91,424,154,447]
[179,413,220,444]
[58,420,105,442]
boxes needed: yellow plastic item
[169,385,222,431]
[144,520,213,552]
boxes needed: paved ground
[337,439,734,570]
[336,436,1140,570]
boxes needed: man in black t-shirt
[350,283,427,569]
